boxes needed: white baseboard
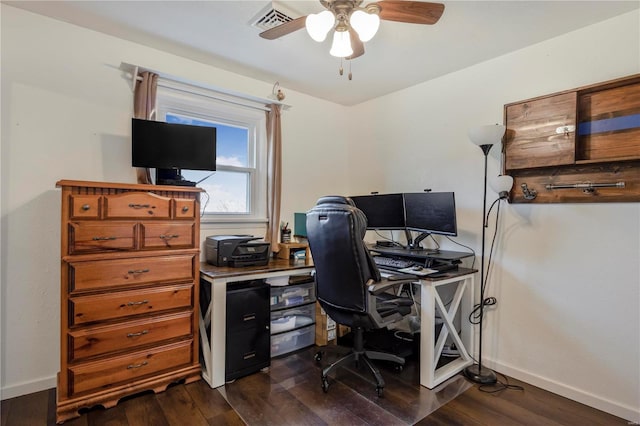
[487,358,640,423]
[1,375,56,400]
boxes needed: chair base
[317,326,405,396]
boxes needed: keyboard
[373,256,414,270]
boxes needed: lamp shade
[350,10,380,42]
[329,30,353,57]
[306,10,334,42]
[490,174,514,198]
[468,124,506,147]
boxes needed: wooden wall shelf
[503,74,640,203]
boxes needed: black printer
[205,235,271,267]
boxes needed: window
[156,81,267,223]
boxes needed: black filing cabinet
[225,280,270,381]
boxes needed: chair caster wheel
[376,386,384,397]
[321,376,329,393]
[314,352,323,362]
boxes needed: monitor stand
[156,168,196,187]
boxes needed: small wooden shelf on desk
[277,242,310,260]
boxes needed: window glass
[155,80,267,223]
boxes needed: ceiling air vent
[251,3,297,31]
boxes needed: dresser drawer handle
[243,314,256,322]
[92,236,117,241]
[126,300,149,306]
[127,361,148,369]
[81,204,91,211]
[127,269,150,274]
[181,206,190,212]
[127,330,149,338]
[243,352,256,360]
[128,203,151,209]
[159,234,179,240]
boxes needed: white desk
[417,268,476,389]
[199,259,314,388]
[199,260,475,390]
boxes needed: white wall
[347,10,640,422]
[0,5,349,398]
[1,3,639,423]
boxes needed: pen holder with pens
[281,228,291,243]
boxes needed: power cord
[478,371,525,394]
[444,236,476,270]
[200,191,210,217]
[468,199,503,324]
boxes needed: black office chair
[306,196,415,396]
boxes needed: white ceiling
[5,1,639,105]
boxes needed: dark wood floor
[1,346,627,426]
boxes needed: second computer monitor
[349,193,405,230]
[404,192,458,237]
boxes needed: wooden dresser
[55,180,203,423]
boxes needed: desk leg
[420,281,437,388]
[199,277,228,388]
[419,274,475,389]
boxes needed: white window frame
[156,80,267,224]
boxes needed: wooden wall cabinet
[503,74,640,203]
[56,180,203,423]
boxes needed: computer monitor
[349,193,405,230]
[404,192,458,243]
[132,118,216,185]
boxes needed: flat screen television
[349,193,405,230]
[404,192,458,241]
[131,118,216,186]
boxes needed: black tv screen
[350,193,405,230]
[131,118,216,171]
[404,192,458,237]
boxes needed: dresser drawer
[68,311,193,361]
[69,195,102,219]
[140,222,196,250]
[69,254,195,292]
[70,283,193,325]
[68,222,137,254]
[104,192,171,219]
[68,340,193,396]
[174,198,196,219]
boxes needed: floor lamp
[464,124,510,385]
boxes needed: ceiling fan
[259,0,445,60]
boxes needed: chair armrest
[366,278,416,295]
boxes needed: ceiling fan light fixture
[329,29,353,58]
[305,10,335,42]
[350,10,380,42]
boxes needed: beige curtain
[266,104,282,253]
[133,71,158,184]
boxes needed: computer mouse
[411,266,423,271]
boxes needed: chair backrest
[306,196,382,321]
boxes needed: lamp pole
[464,143,498,385]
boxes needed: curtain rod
[120,62,291,112]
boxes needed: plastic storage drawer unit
[270,303,315,334]
[271,324,315,357]
[270,281,316,310]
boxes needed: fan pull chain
[348,60,352,81]
[339,58,344,76]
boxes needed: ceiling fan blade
[347,28,365,60]
[259,16,307,40]
[375,1,444,25]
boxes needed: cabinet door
[505,92,577,170]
